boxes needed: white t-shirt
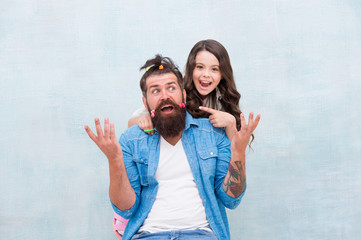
[139,137,211,233]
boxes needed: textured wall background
[1,0,360,239]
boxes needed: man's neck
[162,132,183,146]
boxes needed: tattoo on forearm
[223,161,246,197]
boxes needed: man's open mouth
[160,104,174,114]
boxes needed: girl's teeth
[200,81,211,87]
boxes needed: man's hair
[140,54,183,97]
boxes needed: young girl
[183,39,245,140]
[113,39,254,239]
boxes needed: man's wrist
[225,115,236,129]
[230,149,245,160]
[107,154,123,168]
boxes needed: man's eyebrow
[148,84,159,89]
[149,81,177,89]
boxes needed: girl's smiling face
[192,50,222,98]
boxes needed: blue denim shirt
[112,112,245,240]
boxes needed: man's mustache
[155,99,179,112]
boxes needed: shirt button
[210,152,213,155]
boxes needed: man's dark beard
[151,99,186,138]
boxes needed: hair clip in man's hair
[159,65,163,70]
[146,66,151,71]
[151,110,155,118]
[179,103,185,108]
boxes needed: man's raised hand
[231,112,261,153]
[84,118,123,162]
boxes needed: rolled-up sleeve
[216,184,246,209]
[111,196,140,219]
[110,133,142,218]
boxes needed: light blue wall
[1,1,360,239]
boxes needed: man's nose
[159,88,170,100]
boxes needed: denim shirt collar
[185,111,199,130]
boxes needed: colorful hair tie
[159,65,163,70]
[146,66,151,71]
[151,110,155,118]
[179,103,185,108]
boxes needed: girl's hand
[199,106,236,129]
[138,114,155,135]
[84,117,123,162]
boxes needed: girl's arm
[128,111,155,135]
[199,106,236,140]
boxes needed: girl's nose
[202,69,210,78]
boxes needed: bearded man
[85,55,260,240]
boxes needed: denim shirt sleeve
[216,184,246,209]
[214,129,245,209]
[111,197,140,219]
[110,132,142,219]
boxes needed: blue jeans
[130,229,218,240]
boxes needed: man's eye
[169,86,175,91]
[152,89,159,94]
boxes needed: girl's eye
[196,65,203,69]
[212,68,219,72]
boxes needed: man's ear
[183,89,187,103]
[142,96,149,111]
